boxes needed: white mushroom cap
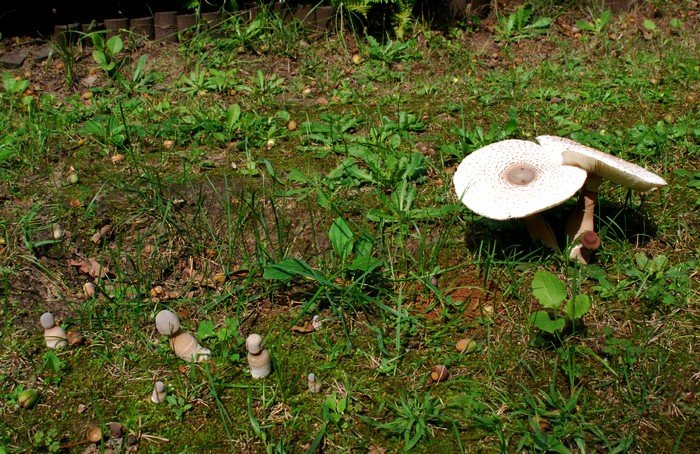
[40,312,56,329]
[536,135,667,191]
[155,310,180,336]
[453,139,587,220]
[246,334,263,355]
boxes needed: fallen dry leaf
[291,319,317,334]
[69,258,109,278]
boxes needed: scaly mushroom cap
[453,139,587,220]
[155,310,180,336]
[536,135,667,191]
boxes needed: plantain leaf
[531,271,567,309]
[529,310,566,334]
[563,294,591,320]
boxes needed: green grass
[1,2,699,452]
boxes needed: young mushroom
[307,373,321,393]
[536,135,667,263]
[155,310,210,363]
[453,139,588,250]
[39,312,68,349]
[246,334,271,379]
[151,381,167,404]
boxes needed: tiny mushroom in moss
[40,312,68,349]
[246,334,271,379]
[155,310,210,362]
[454,139,587,251]
[151,381,167,403]
[537,135,667,264]
[307,373,321,393]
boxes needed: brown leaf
[69,258,109,278]
[291,320,316,334]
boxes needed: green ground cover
[1,2,698,452]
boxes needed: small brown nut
[455,338,477,354]
[163,140,174,149]
[107,422,125,438]
[287,120,297,131]
[430,365,449,383]
[87,426,103,443]
[111,153,124,164]
[83,282,96,298]
[67,330,84,346]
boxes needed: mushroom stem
[565,174,603,264]
[524,213,559,251]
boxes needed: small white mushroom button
[246,334,271,379]
[307,373,321,393]
[151,381,167,403]
[40,312,68,349]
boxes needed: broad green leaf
[529,311,565,334]
[263,258,327,284]
[197,320,216,340]
[329,217,353,261]
[346,255,383,273]
[92,50,108,66]
[106,36,123,55]
[563,294,591,320]
[531,271,566,309]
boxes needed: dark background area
[0,1,489,38]
[0,1,232,37]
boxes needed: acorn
[107,422,125,438]
[18,389,39,409]
[83,282,96,298]
[67,330,84,346]
[455,338,477,354]
[87,426,103,443]
[430,365,449,383]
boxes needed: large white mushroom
[536,135,667,263]
[453,139,588,250]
